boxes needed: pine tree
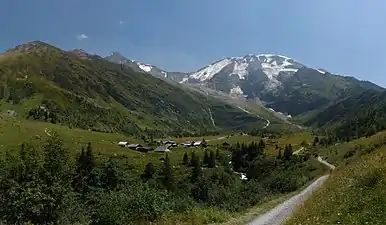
[190,156,202,182]
[215,148,220,159]
[283,144,293,160]
[86,142,95,174]
[235,142,241,150]
[73,147,87,192]
[182,152,189,165]
[203,150,209,165]
[258,139,265,155]
[231,149,244,171]
[142,162,155,182]
[208,151,216,168]
[162,153,173,191]
[190,151,198,167]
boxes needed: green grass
[0,42,267,136]
[0,116,325,225]
[286,145,386,225]
[314,130,386,166]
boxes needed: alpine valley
[1,41,384,139]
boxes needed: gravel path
[317,156,336,170]
[246,157,336,225]
[292,147,305,155]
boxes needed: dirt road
[247,157,335,225]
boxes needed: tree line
[0,136,321,225]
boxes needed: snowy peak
[137,62,153,73]
[189,58,233,81]
[185,54,305,83]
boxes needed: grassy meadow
[286,132,386,225]
[0,116,327,225]
[0,116,313,168]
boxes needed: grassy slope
[294,90,386,142]
[0,117,321,224]
[264,68,382,117]
[0,42,265,136]
[286,131,386,225]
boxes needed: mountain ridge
[0,41,268,137]
[103,50,383,118]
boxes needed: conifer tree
[190,156,202,182]
[215,148,220,159]
[182,152,189,165]
[203,150,209,165]
[86,142,95,174]
[142,162,155,182]
[190,151,198,167]
[162,153,173,191]
[284,144,293,160]
[208,151,216,168]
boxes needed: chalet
[154,145,170,153]
[118,141,129,147]
[127,144,142,149]
[193,141,202,147]
[181,142,192,147]
[163,140,176,145]
[136,147,153,153]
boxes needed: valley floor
[0,117,322,225]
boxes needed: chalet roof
[193,141,202,146]
[127,144,142,148]
[154,145,171,152]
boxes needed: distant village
[118,138,230,153]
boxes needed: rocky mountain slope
[105,52,188,82]
[106,52,382,117]
[0,41,267,137]
[182,54,383,116]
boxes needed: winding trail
[247,157,336,225]
[317,156,336,170]
[263,119,270,129]
[237,106,270,129]
[293,147,305,155]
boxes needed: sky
[1,0,386,86]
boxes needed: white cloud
[119,20,125,25]
[76,34,88,40]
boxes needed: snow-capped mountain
[105,52,188,82]
[104,52,382,117]
[183,54,307,91]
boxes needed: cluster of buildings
[117,139,207,153]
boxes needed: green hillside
[302,89,386,140]
[263,68,383,116]
[0,41,265,137]
[286,131,386,225]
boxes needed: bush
[92,184,170,225]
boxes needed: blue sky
[1,0,386,86]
